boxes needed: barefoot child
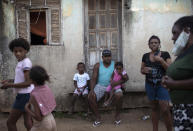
[1,38,34,131]
[69,62,90,114]
[25,66,57,131]
[104,62,128,107]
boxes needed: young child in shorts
[69,62,90,114]
[1,38,34,131]
[104,62,127,107]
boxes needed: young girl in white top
[1,38,34,131]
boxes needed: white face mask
[172,31,190,56]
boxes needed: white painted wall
[1,0,193,111]
[28,0,84,110]
[123,0,193,91]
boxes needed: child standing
[25,66,57,131]
[104,62,128,107]
[69,62,90,114]
[1,38,34,131]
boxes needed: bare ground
[0,108,166,131]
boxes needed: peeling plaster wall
[0,0,84,112]
[27,0,84,111]
[0,0,193,112]
[0,1,16,112]
[123,0,193,92]
[0,1,3,81]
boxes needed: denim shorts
[13,93,30,112]
[145,82,170,101]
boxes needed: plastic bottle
[142,115,150,120]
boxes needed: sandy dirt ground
[0,108,167,131]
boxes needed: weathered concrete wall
[27,0,84,111]
[0,1,16,112]
[0,0,193,112]
[0,2,3,38]
[123,0,193,92]
[0,0,85,112]
[0,1,15,79]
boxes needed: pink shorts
[106,85,121,92]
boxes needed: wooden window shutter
[30,0,44,5]
[16,9,29,40]
[50,8,61,44]
[47,0,60,6]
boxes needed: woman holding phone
[141,35,172,131]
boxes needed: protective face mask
[172,31,190,56]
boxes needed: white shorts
[94,84,123,102]
[74,87,88,96]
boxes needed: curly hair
[30,66,50,85]
[9,38,30,52]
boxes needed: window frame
[16,6,61,45]
[29,8,50,45]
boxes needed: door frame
[84,0,123,73]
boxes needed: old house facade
[0,0,192,111]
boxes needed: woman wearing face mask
[141,35,172,131]
[162,16,193,131]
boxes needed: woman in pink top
[25,66,57,131]
[104,62,128,109]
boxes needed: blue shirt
[98,61,114,86]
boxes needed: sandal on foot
[114,120,121,125]
[103,100,111,107]
[93,121,101,127]
[103,102,109,107]
[83,113,88,117]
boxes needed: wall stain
[62,5,72,17]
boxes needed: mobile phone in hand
[154,50,160,56]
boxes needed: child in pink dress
[104,62,127,106]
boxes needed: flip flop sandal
[114,120,121,125]
[103,100,112,107]
[93,121,101,127]
[103,102,109,107]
